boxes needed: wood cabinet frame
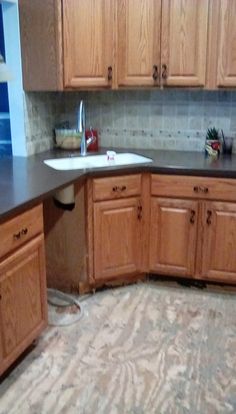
[44,173,236,294]
[86,173,150,284]
[20,0,236,90]
[0,211,47,377]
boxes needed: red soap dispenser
[85,127,99,152]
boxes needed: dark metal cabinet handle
[137,203,143,220]
[194,186,209,194]
[108,66,112,81]
[13,231,21,240]
[199,186,209,194]
[21,228,28,235]
[113,185,126,192]
[190,210,196,224]
[153,65,159,81]
[206,210,212,225]
[162,64,168,79]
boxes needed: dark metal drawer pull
[21,228,28,235]
[199,186,209,193]
[190,210,195,224]
[206,210,212,225]
[153,65,159,81]
[13,231,21,240]
[137,204,143,220]
[112,185,127,192]
[108,66,112,81]
[162,64,168,79]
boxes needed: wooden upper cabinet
[63,0,114,88]
[216,0,236,87]
[19,0,63,91]
[117,0,161,87]
[161,0,209,87]
[21,0,236,90]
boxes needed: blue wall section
[0,4,9,113]
[0,3,11,156]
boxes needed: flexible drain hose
[47,288,84,326]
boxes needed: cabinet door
[161,0,209,87]
[117,0,161,87]
[201,202,236,282]
[149,198,198,277]
[93,198,142,280]
[0,235,47,375]
[63,0,114,88]
[216,0,236,87]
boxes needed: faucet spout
[78,100,87,156]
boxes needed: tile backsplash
[24,89,236,155]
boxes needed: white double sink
[44,152,153,171]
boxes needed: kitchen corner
[1,0,236,412]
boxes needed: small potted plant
[205,127,221,157]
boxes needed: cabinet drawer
[0,204,44,260]
[93,174,142,201]
[151,175,236,201]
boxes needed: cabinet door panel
[94,198,142,280]
[201,202,236,281]
[0,236,47,370]
[149,198,198,276]
[217,0,236,87]
[161,0,209,86]
[63,0,113,88]
[117,0,161,86]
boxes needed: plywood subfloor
[1,280,236,413]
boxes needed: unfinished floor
[0,280,236,414]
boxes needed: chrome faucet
[78,100,96,156]
[78,100,87,156]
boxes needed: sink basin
[44,153,153,170]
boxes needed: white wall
[2,0,27,156]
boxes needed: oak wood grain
[93,197,142,280]
[151,174,236,202]
[19,0,63,91]
[201,201,236,282]
[0,204,43,261]
[217,0,236,87]
[0,234,47,376]
[149,197,198,277]
[161,0,209,87]
[117,0,161,87]
[63,0,114,88]
[93,174,142,201]
[206,0,220,89]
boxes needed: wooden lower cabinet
[93,198,142,280]
[149,193,236,283]
[0,234,47,375]
[201,201,236,282]
[149,198,198,277]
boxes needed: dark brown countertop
[1,147,236,221]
